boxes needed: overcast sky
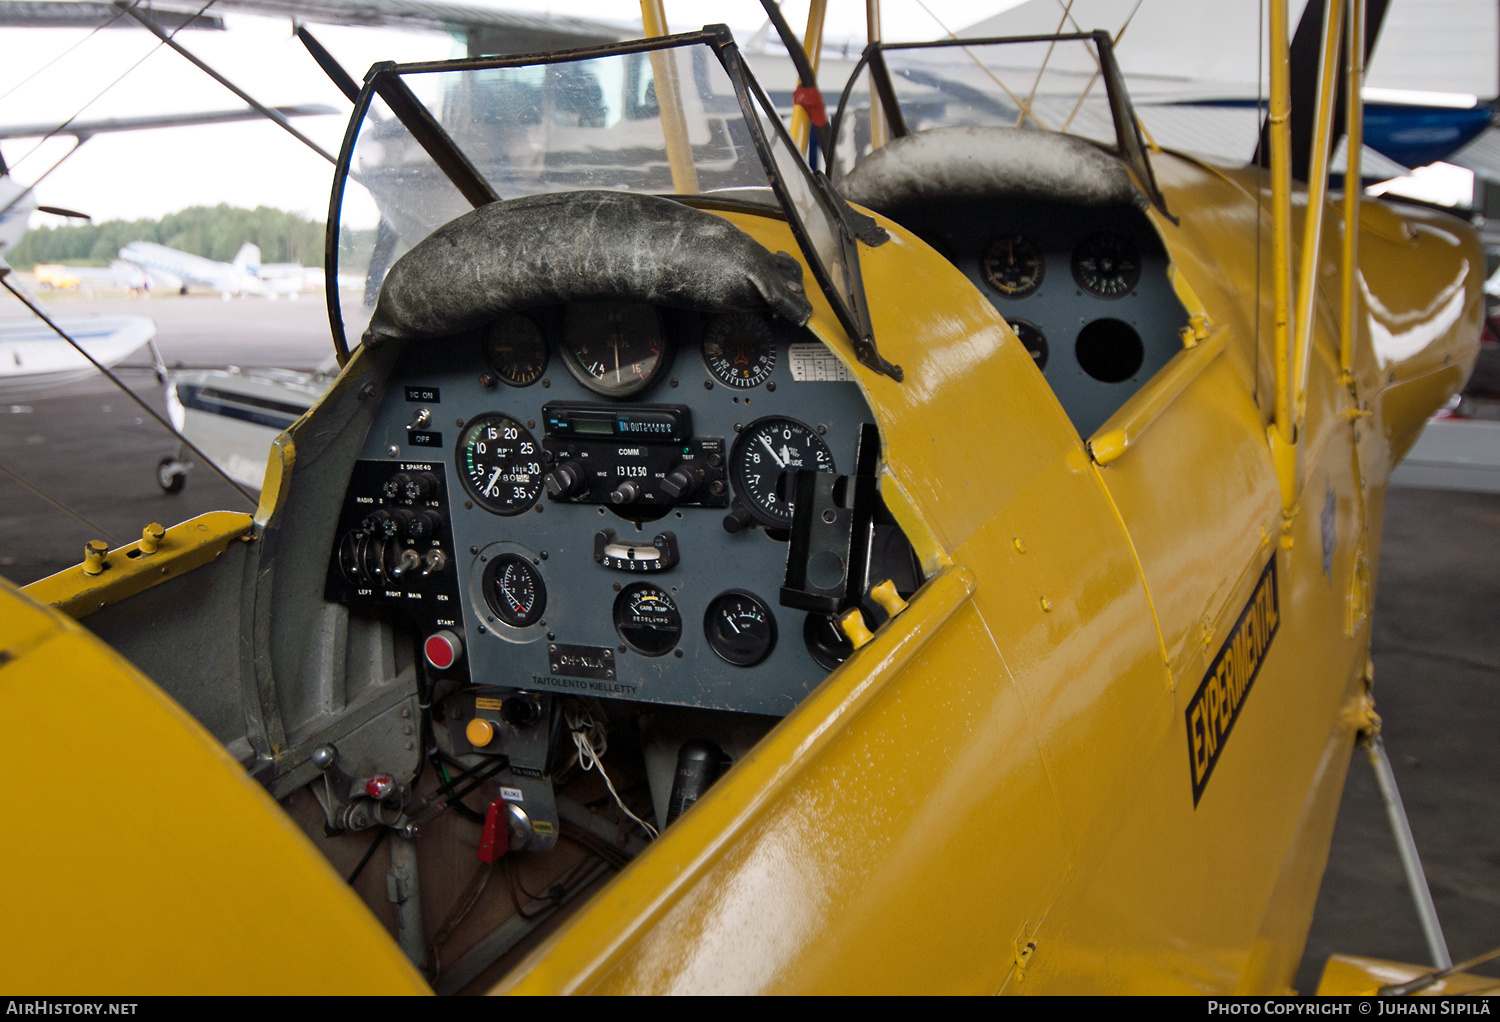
[0,1,1020,235]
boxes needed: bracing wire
[0,4,130,104]
[0,273,260,509]
[8,0,218,174]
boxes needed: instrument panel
[325,302,915,718]
[896,198,1187,438]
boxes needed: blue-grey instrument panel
[325,305,878,718]
[897,198,1187,438]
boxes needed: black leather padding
[362,190,813,347]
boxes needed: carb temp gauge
[613,583,681,656]
[482,312,548,387]
[703,311,776,388]
[482,553,546,627]
[981,234,1045,299]
[1072,233,1141,299]
[729,416,836,528]
[705,590,777,667]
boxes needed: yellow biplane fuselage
[0,28,1482,995]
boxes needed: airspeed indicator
[457,413,543,515]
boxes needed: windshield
[327,27,879,372]
[830,33,1164,214]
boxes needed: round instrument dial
[482,312,548,387]
[1072,233,1141,299]
[456,414,543,515]
[730,416,836,528]
[561,301,670,397]
[703,312,776,389]
[482,553,546,627]
[613,583,681,657]
[1011,319,1049,371]
[981,234,1045,298]
[704,590,777,667]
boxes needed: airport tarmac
[0,293,1495,992]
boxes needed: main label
[1187,556,1280,806]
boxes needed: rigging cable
[7,0,219,175]
[0,461,121,544]
[0,269,260,509]
[0,4,130,104]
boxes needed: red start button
[424,630,463,670]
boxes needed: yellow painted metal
[490,146,1480,992]
[788,0,828,154]
[23,511,254,621]
[869,578,908,617]
[1267,0,1298,544]
[16,68,1486,996]
[1317,955,1500,996]
[1088,325,1228,465]
[1293,0,1346,428]
[0,579,429,994]
[639,1,700,195]
[866,0,887,149]
[1341,0,1365,377]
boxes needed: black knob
[405,472,437,501]
[722,504,754,533]
[406,511,442,541]
[382,473,411,500]
[501,695,542,729]
[360,510,391,536]
[544,460,587,499]
[387,509,417,538]
[610,480,642,505]
[661,464,706,500]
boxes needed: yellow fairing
[0,579,428,994]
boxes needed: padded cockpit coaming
[363,190,813,348]
[838,125,1147,216]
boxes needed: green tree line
[10,204,325,269]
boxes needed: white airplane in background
[118,239,275,299]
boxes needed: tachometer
[730,416,835,528]
[456,413,543,515]
[561,301,670,397]
[1071,233,1141,299]
[980,234,1045,298]
[482,312,548,387]
[613,583,681,656]
[703,312,776,388]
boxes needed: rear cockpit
[829,36,1192,438]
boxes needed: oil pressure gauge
[482,553,546,627]
[705,590,777,666]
